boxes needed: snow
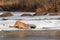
[0,12,60,31]
[0,20,60,31]
[0,12,60,20]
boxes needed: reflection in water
[1,30,60,40]
[3,37,60,40]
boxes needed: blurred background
[0,0,59,12]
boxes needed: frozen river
[0,18,60,31]
[0,12,60,40]
[0,20,60,30]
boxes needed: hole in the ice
[28,24,36,29]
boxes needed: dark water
[0,37,59,40]
[1,30,60,40]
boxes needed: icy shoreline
[0,12,60,31]
[0,20,60,31]
[0,12,60,20]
